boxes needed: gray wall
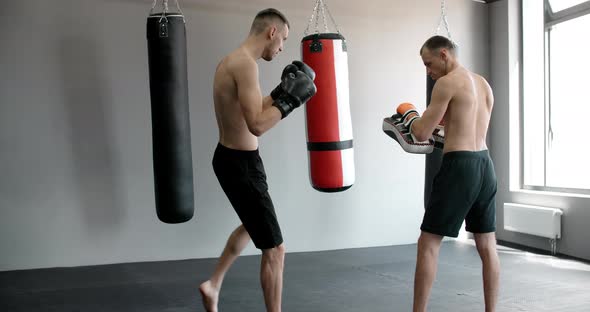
[489,0,590,261]
[0,0,488,271]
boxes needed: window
[548,0,589,12]
[522,0,590,193]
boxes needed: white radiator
[504,203,563,239]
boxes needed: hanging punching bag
[147,11,194,223]
[301,33,355,192]
[424,76,443,209]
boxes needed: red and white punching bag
[301,33,355,192]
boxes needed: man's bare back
[412,35,500,312]
[439,67,494,153]
[412,42,494,153]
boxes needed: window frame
[520,0,590,195]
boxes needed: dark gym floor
[1,240,589,312]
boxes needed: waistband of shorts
[216,142,259,157]
[443,149,489,160]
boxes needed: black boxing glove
[270,63,299,100]
[273,70,317,119]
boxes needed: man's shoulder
[459,68,489,84]
[435,75,456,89]
[445,69,488,87]
[469,72,492,92]
[225,50,256,72]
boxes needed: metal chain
[149,0,158,15]
[304,0,320,35]
[304,0,341,35]
[174,0,186,23]
[435,0,452,39]
[149,0,185,23]
[320,0,329,33]
[324,0,341,34]
[158,0,170,23]
[314,0,321,34]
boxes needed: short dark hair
[250,8,290,35]
[420,35,457,56]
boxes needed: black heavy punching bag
[147,10,194,223]
[424,76,443,209]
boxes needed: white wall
[0,0,489,271]
[489,0,590,261]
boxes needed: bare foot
[199,280,219,312]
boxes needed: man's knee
[267,243,285,253]
[418,232,443,251]
[232,225,246,238]
[263,243,286,261]
[474,233,497,255]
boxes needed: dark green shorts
[421,150,497,237]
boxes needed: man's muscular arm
[262,95,275,109]
[234,59,282,137]
[411,77,453,142]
